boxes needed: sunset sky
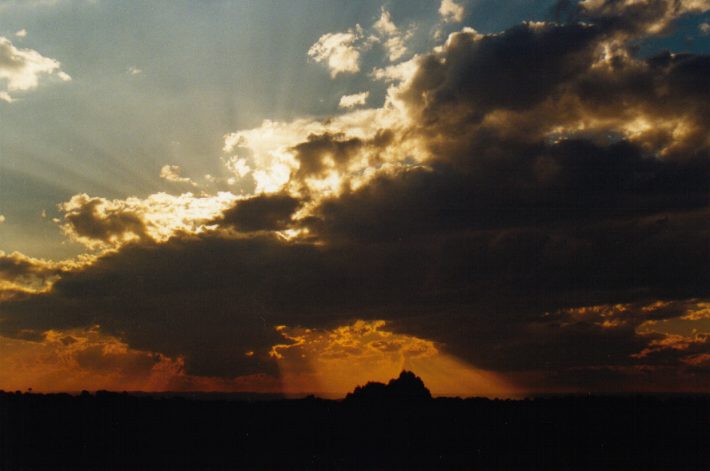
[0,0,709,396]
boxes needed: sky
[0,0,708,396]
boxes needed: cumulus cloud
[373,8,413,62]
[307,25,369,77]
[160,164,196,186]
[0,250,87,301]
[59,192,237,249]
[0,35,70,102]
[0,235,313,377]
[439,0,465,23]
[371,56,419,83]
[216,193,301,232]
[308,7,417,77]
[575,0,710,36]
[14,29,27,38]
[222,107,425,197]
[0,251,54,298]
[2,3,710,392]
[339,91,369,109]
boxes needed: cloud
[574,0,710,36]
[224,15,710,387]
[439,0,465,23]
[700,21,710,34]
[0,251,58,299]
[222,108,426,197]
[0,215,5,223]
[0,35,70,102]
[373,8,413,62]
[633,332,709,360]
[373,7,398,36]
[217,193,301,232]
[0,327,175,392]
[400,23,602,122]
[0,326,281,393]
[59,192,237,249]
[0,235,316,377]
[127,65,142,75]
[15,29,27,38]
[308,7,417,77]
[61,196,148,247]
[0,250,89,301]
[159,164,196,186]
[338,91,369,109]
[2,5,710,393]
[372,56,419,83]
[400,23,710,160]
[307,25,369,77]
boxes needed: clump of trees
[345,370,432,402]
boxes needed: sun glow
[271,320,516,398]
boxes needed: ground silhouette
[1,372,708,470]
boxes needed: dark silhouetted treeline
[1,382,708,469]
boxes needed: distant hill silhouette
[345,370,432,402]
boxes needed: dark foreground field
[1,383,708,470]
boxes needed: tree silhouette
[345,370,432,402]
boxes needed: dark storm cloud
[1,4,708,389]
[291,132,365,178]
[287,130,395,188]
[303,17,709,383]
[2,203,706,380]
[218,193,301,232]
[396,15,709,169]
[554,0,707,36]
[0,234,448,377]
[1,236,301,377]
[0,253,52,280]
[402,22,602,120]
[0,252,61,299]
[311,139,709,241]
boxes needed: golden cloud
[59,192,238,250]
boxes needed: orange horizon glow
[0,320,517,398]
[272,320,517,398]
